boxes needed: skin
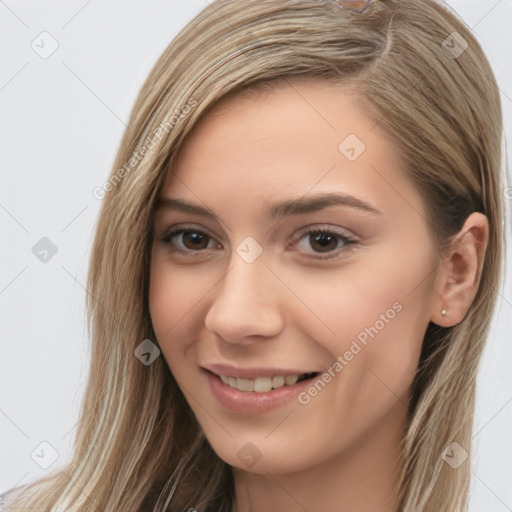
[149,78,488,512]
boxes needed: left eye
[295,228,355,256]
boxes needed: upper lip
[201,363,321,379]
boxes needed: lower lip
[205,370,317,414]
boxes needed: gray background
[1,1,511,509]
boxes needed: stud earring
[441,308,448,316]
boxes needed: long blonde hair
[4,1,504,510]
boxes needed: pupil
[310,232,336,252]
[184,232,208,249]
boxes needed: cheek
[149,253,206,371]
[149,251,210,338]
[277,260,430,356]
[276,262,429,459]
[278,240,434,399]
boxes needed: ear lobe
[430,212,489,327]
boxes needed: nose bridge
[223,257,257,296]
[215,250,273,312]
[204,248,285,341]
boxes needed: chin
[207,437,323,476]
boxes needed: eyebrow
[155,192,382,220]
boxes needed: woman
[2,0,505,510]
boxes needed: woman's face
[149,79,439,475]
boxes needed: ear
[430,212,489,327]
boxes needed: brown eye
[294,227,356,260]
[181,231,210,250]
[308,231,339,253]
[161,229,219,252]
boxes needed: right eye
[160,228,222,253]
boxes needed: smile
[219,372,319,392]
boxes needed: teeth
[219,373,313,392]
[272,375,285,389]
[284,374,299,386]
[237,378,254,392]
[254,377,272,393]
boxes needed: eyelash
[159,225,357,261]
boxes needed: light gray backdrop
[1,1,511,510]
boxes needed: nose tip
[204,260,285,344]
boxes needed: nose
[204,252,286,344]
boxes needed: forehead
[159,78,424,224]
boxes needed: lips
[204,367,323,413]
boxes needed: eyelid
[160,223,222,244]
[290,223,356,241]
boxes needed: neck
[232,401,407,512]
